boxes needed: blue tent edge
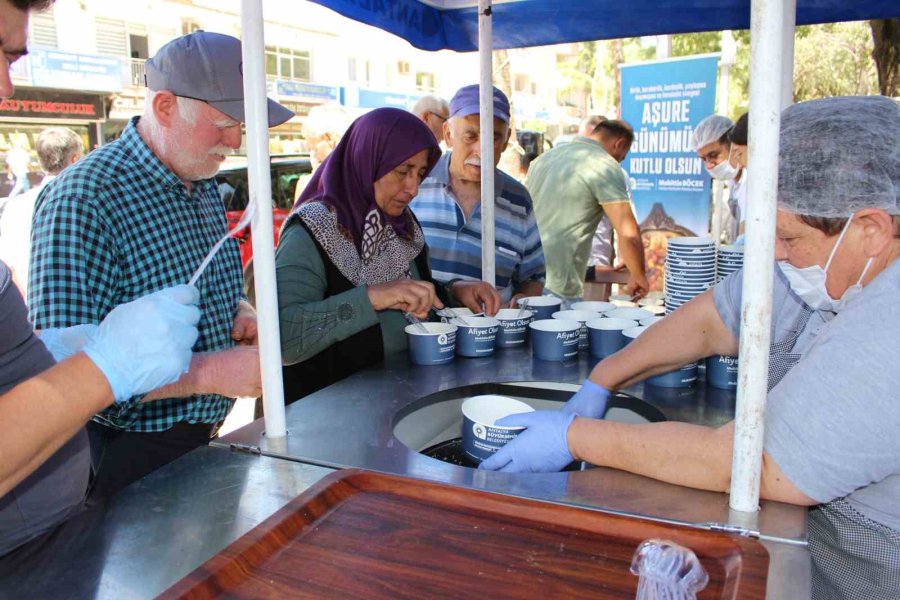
[308,0,900,52]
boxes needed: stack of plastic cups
[716,244,745,282]
[664,237,717,315]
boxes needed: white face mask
[777,215,874,312]
[706,147,738,181]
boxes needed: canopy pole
[241,0,286,438]
[781,0,797,108]
[729,0,786,512]
[478,0,495,287]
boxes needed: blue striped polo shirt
[409,153,545,301]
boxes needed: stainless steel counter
[0,446,334,599]
[214,348,810,597]
[216,349,803,541]
[1,348,809,599]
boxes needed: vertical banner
[620,54,719,290]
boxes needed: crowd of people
[0,1,897,598]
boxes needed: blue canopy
[309,0,900,51]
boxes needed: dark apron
[767,307,900,599]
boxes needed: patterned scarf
[289,107,441,285]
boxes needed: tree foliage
[557,21,887,123]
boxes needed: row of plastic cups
[531,307,659,361]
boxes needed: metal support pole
[478,0,495,287]
[781,0,797,108]
[241,0,286,438]
[729,0,786,513]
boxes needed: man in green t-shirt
[527,120,648,301]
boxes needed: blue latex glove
[82,285,201,403]
[39,324,99,361]
[479,411,576,473]
[561,379,610,419]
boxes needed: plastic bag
[630,539,709,600]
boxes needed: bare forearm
[142,347,262,401]
[0,354,112,496]
[618,234,646,278]
[590,291,738,390]
[515,280,544,297]
[568,418,735,493]
[142,353,207,401]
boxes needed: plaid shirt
[29,117,243,432]
[409,153,545,302]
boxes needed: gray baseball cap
[145,31,294,127]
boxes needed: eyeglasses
[429,111,448,123]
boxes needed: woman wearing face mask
[691,114,744,242]
[480,96,900,600]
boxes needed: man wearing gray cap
[410,84,545,311]
[29,31,294,502]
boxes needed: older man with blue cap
[29,31,294,503]
[410,84,545,312]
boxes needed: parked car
[216,154,312,303]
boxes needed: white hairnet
[690,115,733,151]
[778,96,899,218]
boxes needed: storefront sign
[276,81,339,103]
[345,87,421,110]
[620,54,719,290]
[28,49,123,93]
[0,90,105,120]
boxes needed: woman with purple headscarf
[276,108,494,401]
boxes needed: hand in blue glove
[478,411,576,473]
[561,379,610,419]
[39,324,99,362]
[83,285,201,403]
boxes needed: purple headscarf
[295,107,441,251]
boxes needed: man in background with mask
[691,114,745,242]
[481,96,900,600]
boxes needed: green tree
[793,22,878,101]
[870,19,899,96]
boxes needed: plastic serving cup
[552,309,601,350]
[405,322,457,366]
[706,354,739,390]
[608,294,637,308]
[494,308,535,348]
[435,307,480,323]
[530,319,581,361]
[587,317,638,359]
[605,307,654,322]
[639,315,665,326]
[516,296,562,320]
[637,297,663,307]
[461,395,535,464]
[571,300,616,314]
[451,316,500,358]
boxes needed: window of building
[182,19,202,36]
[30,10,57,49]
[416,71,435,91]
[265,46,311,81]
[514,74,529,92]
[129,34,149,60]
[397,61,410,76]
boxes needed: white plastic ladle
[189,198,257,286]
